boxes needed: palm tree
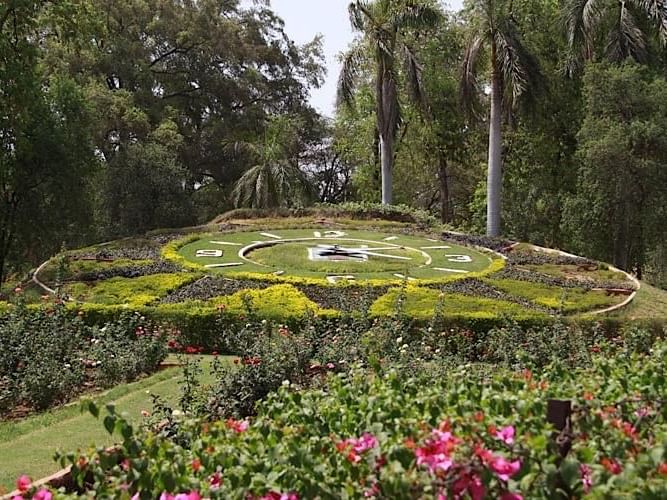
[564,0,667,73]
[460,0,542,237]
[231,117,315,209]
[337,0,440,205]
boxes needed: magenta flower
[580,464,593,492]
[415,430,459,473]
[336,433,378,463]
[489,456,522,481]
[32,490,53,500]
[493,425,515,445]
[16,475,31,493]
[452,473,485,500]
[353,433,378,453]
[260,493,299,500]
[159,492,200,500]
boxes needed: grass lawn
[605,281,667,320]
[177,228,493,281]
[0,355,227,493]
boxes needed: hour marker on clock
[260,232,282,240]
[434,267,469,274]
[196,250,223,258]
[210,241,242,246]
[205,262,243,268]
[420,245,451,250]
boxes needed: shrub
[0,300,168,414]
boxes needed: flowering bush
[0,299,167,413]
[41,328,667,499]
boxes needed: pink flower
[16,475,31,492]
[160,493,200,500]
[226,418,249,433]
[580,464,593,493]
[493,425,515,445]
[353,433,378,453]
[336,433,378,463]
[32,490,53,500]
[500,493,523,500]
[415,430,459,473]
[489,456,522,481]
[260,493,299,500]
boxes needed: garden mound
[2,213,653,348]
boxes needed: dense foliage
[27,320,665,499]
[0,296,167,413]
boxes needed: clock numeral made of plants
[181,229,494,283]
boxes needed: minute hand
[353,250,412,261]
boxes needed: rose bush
[0,297,168,414]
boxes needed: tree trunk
[487,45,503,237]
[438,150,451,224]
[379,134,393,205]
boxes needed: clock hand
[352,250,412,260]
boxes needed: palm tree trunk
[487,44,503,237]
[379,134,393,205]
[438,150,451,224]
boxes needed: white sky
[268,0,465,117]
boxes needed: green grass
[485,278,623,313]
[605,282,667,320]
[177,228,493,281]
[0,356,227,492]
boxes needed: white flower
[172,409,183,416]
[402,344,409,350]
[396,336,403,344]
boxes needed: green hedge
[215,202,440,227]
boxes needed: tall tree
[0,1,95,282]
[563,62,667,279]
[460,0,543,236]
[564,0,667,73]
[337,0,440,205]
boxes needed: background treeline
[1,0,666,288]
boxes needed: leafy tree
[460,0,543,237]
[563,62,667,279]
[338,0,440,205]
[44,0,325,231]
[0,1,95,282]
[564,0,667,73]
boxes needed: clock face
[178,229,495,283]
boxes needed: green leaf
[560,459,581,489]
[103,415,116,435]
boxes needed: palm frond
[336,44,365,109]
[629,0,667,44]
[563,0,603,74]
[402,43,426,112]
[494,19,544,110]
[391,3,441,32]
[349,1,371,32]
[606,2,648,62]
[460,33,484,117]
